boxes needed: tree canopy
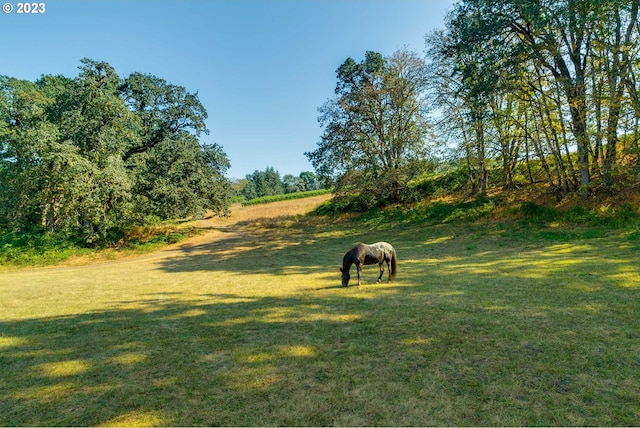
[306,49,432,207]
[0,59,233,243]
[429,0,640,197]
[5,0,640,242]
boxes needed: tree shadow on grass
[3,217,640,425]
[160,218,376,278]
[1,290,464,426]
[159,214,476,281]
[2,266,640,426]
[160,216,640,293]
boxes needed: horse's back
[347,242,394,264]
[371,242,394,254]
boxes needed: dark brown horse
[340,242,397,287]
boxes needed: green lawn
[1,202,639,426]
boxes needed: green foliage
[405,168,473,202]
[0,60,234,244]
[0,223,196,267]
[313,192,499,225]
[298,171,323,192]
[352,196,497,227]
[132,137,231,220]
[519,202,640,228]
[315,192,640,237]
[519,201,558,222]
[238,169,324,201]
[430,0,640,197]
[123,231,189,251]
[240,167,285,200]
[119,72,209,161]
[0,231,90,266]
[303,0,640,207]
[307,49,432,205]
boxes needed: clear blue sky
[1,0,455,179]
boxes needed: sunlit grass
[103,411,165,427]
[0,195,639,425]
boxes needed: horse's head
[340,267,350,287]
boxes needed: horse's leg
[356,261,362,286]
[377,262,384,283]
[387,259,392,282]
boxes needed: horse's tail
[390,247,397,279]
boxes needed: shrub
[519,202,558,222]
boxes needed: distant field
[1,194,639,426]
[241,189,331,206]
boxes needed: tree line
[307,0,640,207]
[233,167,324,202]
[0,59,233,244]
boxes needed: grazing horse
[340,242,397,287]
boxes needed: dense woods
[0,60,233,244]
[309,0,640,207]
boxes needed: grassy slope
[0,193,639,426]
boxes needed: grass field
[1,194,639,426]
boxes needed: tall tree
[55,59,137,240]
[282,174,303,194]
[119,71,233,219]
[299,171,322,191]
[307,49,431,205]
[426,27,501,194]
[134,135,231,219]
[591,0,639,186]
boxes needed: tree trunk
[474,118,487,195]
[561,74,591,197]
